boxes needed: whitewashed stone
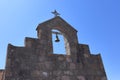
[43,72,48,77]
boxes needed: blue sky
[0,0,120,80]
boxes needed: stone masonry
[0,70,4,80]
[0,16,107,80]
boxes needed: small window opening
[52,29,66,54]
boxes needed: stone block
[66,57,72,63]
[31,70,41,77]
[38,56,47,62]
[64,71,73,75]
[53,70,62,76]
[62,76,70,80]
[58,55,65,61]
[58,62,67,69]
[69,63,76,69]
[44,61,53,70]
[42,72,49,77]
[77,76,86,80]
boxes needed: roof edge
[36,16,78,32]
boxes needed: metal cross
[51,10,60,17]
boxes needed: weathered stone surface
[53,70,62,76]
[44,61,53,70]
[64,71,73,75]
[31,70,41,77]
[2,16,107,80]
[42,72,48,77]
[62,76,70,80]
[0,70,4,80]
[69,63,76,69]
[58,55,65,61]
[77,76,86,80]
[66,56,72,62]
[101,76,107,80]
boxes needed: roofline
[36,16,78,32]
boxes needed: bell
[55,34,60,42]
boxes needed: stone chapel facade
[0,16,107,80]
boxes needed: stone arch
[48,25,78,61]
[51,28,70,55]
[36,17,79,61]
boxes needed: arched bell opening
[51,29,70,55]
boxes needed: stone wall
[0,70,4,80]
[4,41,107,80]
[36,16,79,61]
[3,16,107,80]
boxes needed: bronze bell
[55,34,60,42]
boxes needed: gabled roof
[36,16,77,32]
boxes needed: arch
[36,17,79,61]
[51,29,70,55]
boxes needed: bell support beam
[52,31,62,35]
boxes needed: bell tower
[36,16,79,61]
[3,12,107,80]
